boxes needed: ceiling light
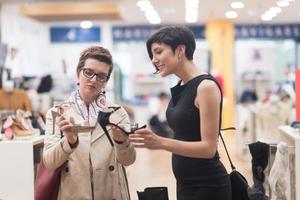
[225,11,238,19]
[136,0,151,8]
[276,0,289,7]
[270,7,282,14]
[137,0,153,12]
[185,11,198,23]
[269,7,282,15]
[261,14,272,21]
[266,11,277,18]
[185,0,199,23]
[137,0,161,24]
[80,21,93,29]
[185,0,200,6]
[231,2,244,9]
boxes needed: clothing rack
[245,143,295,149]
[268,143,295,154]
[267,143,296,200]
[245,142,296,200]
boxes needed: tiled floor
[126,106,253,200]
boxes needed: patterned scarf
[68,90,107,126]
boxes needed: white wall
[1,3,116,102]
[1,3,113,78]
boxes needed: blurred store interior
[0,0,300,199]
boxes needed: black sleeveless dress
[166,74,231,200]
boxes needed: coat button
[109,165,115,171]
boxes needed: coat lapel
[90,123,106,144]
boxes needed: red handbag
[35,160,67,200]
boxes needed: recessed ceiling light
[266,11,277,18]
[225,11,238,19]
[277,0,289,7]
[80,21,93,29]
[231,2,244,9]
[137,0,161,24]
[261,14,272,21]
[270,7,282,14]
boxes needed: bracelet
[68,137,79,149]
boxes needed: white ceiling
[1,0,300,24]
[120,0,300,25]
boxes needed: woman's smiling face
[151,42,180,77]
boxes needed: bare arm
[130,79,221,159]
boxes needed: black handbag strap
[208,74,237,171]
[219,127,236,170]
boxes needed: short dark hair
[76,46,113,80]
[146,26,196,61]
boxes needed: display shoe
[109,123,146,135]
[11,117,33,137]
[97,106,146,135]
[16,109,35,131]
[3,117,14,140]
[51,111,95,133]
[4,127,14,140]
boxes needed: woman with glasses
[130,26,231,200]
[42,46,135,200]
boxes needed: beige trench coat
[43,102,136,200]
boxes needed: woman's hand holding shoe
[130,128,164,150]
[111,124,128,144]
[58,116,78,145]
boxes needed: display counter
[0,135,44,200]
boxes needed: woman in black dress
[130,26,231,200]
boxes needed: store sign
[113,24,300,41]
[112,25,205,41]
[112,26,158,41]
[50,26,101,43]
[236,24,300,40]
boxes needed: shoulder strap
[205,74,237,171]
[220,127,236,170]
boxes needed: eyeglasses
[81,68,109,82]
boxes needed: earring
[96,89,107,108]
[76,82,79,86]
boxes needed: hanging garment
[247,141,270,200]
[268,142,289,200]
